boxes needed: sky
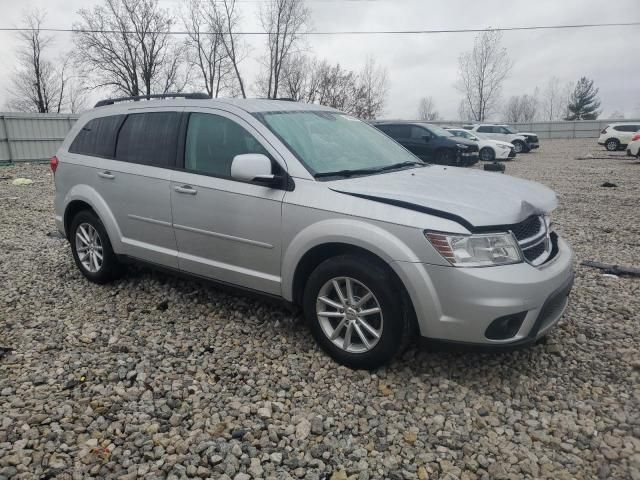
[0,0,639,119]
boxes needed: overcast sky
[1,0,639,119]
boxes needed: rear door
[476,125,497,140]
[170,109,286,295]
[103,110,182,268]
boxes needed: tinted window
[410,126,428,139]
[614,125,640,132]
[385,125,411,139]
[184,113,269,177]
[115,112,180,167]
[477,126,492,133]
[69,115,123,158]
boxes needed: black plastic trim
[95,92,210,107]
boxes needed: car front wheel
[605,139,619,151]
[480,147,495,162]
[303,255,411,369]
[512,140,525,154]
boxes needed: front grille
[508,148,516,158]
[528,135,539,143]
[511,216,542,241]
[523,242,545,261]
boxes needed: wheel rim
[513,142,523,153]
[316,277,383,354]
[481,149,493,161]
[75,223,103,273]
[607,141,617,151]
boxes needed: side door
[405,125,434,160]
[476,125,496,140]
[619,125,639,144]
[104,110,181,268]
[170,109,286,296]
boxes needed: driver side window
[185,113,269,178]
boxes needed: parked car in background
[445,127,516,162]
[598,123,640,151]
[463,124,538,153]
[53,94,573,369]
[626,132,640,158]
[373,122,479,166]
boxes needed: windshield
[448,129,472,139]
[425,124,453,137]
[258,111,424,177]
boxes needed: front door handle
[174,185,197,195]
[98,171,115,179]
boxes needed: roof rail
[94,92,211,108]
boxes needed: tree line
[6,0,389,119]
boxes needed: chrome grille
[510,215,552,266]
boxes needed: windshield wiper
[315,161,425,179]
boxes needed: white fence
[430,119,640,139]
[1,113,638,164]
[0,113,79,164]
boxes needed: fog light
[485,312,527,340]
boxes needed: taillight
[50,155,59,174]
[600,127,608,134]
[632,133,640,142]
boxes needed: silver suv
[53,95,574,369]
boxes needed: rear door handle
[174,185,197,195]
[98,171,115,179]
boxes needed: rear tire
[605,138,619,151]
[303,255,411,370]
[479,147,495,162]
[70,210,124,284]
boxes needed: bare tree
[541,76,562,121]
[417,96,440,121]
[259,0,310,99]
[456,29,512,121]
[6,11,65,113]
[351,58,388,120]
[182,0,228,97]
[561,80,575,120]
[504,89,538,123]
[280,53,312,101]
[215,0,247,98]
[74,0,187,97]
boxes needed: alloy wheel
[606,140,618,151]
[75,222,103,273]
[513,142,523,153]
[316,277,383,354]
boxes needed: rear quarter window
[69,115,124,158]
[115,112,180,167]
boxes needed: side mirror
[231,153,281,187]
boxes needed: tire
[512,140,525,154]
[479,147,495,162]
[605,138,619,151]
[70,210,124,284]
[303,254,412,370]
[436,149,455,165]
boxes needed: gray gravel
[1,138,639,480]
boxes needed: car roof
[89,97,337,115]
[373,121,436,127]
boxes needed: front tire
[303,255,411,370]
[605,139,619,151]
[436,149,456,165]
[479,147,495,162]
[70,210,123,284]
[512,140,525,154]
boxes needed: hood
[449,136,477,147]
[327,165,557,230]
[493,139,515,147]
[517,132,537,137]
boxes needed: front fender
[64,184,124,253]
[281,218,422,302]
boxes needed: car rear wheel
[605,139,619,151]
[512,140,525,154]
[480,147,495,162]
[70,210,124,284]
[303,254,411,369]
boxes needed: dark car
[373,122,479,167]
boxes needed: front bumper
[457,151,479,167]
[395,236,574,345]
[527,142,540,150]
[495,147,515,160]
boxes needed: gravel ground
[0,138,639,480]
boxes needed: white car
[463,124,537,154]
[445,127,516,161]
[598,123,640,151]
[626,132,640,158]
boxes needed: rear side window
[69,115,123,158]
[477,126,492,133]
[184,113,269,178]
[613,125,639,132]
[384,125,411,139]
[116,112,180,167]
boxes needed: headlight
[456,143,469,149]
[497,144,510,149]
[425,231,522,267]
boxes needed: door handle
[174,185,197,195]
[98,171,115,179]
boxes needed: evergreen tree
[565,77,601,120]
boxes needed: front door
[170,110,286,295]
